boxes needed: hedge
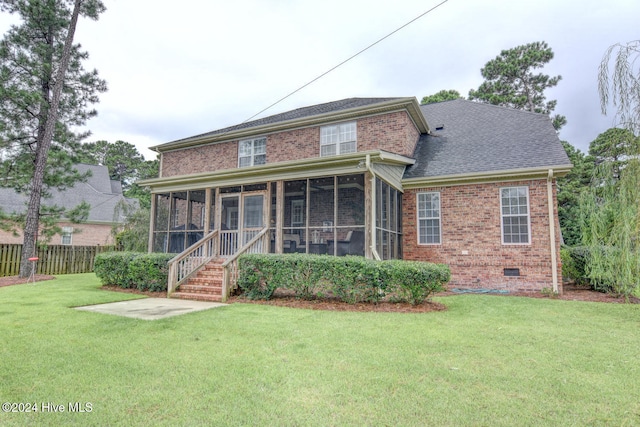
[94,252,174,292]
[237,253,450,305]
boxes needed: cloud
[2,0,639,159]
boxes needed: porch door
[242,193,265,245]
[219,192,266,256]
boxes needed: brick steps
[170,260,225,302]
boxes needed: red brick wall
[402,179,563,293]
[160,111,420,177]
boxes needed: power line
[242,0,450,124]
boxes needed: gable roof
[151,97,429,152]
[0,164,138,223]
[403,99,572,183]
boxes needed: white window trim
[238,137,266,167]
[291,199,304,227]
[500,186,531,245]
[320,121,357,157]
[61,226,73,245]
[417,192,441,245]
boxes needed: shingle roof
[404,99,572,179]
[168,97,403,144]
[0,164,138,223]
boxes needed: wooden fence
[0,244,115,277]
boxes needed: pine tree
[468,41,566,130]
[0,0,107,276]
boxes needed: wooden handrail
[167,230,219,295]
[221,228,269,301]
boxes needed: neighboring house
[0,164,138,246]
[140,97,572,295]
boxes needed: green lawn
[1,274,639,426]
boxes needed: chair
[336,230,365,256]
[283,233,306,253]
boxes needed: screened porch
[150,173,403,260]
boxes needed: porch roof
[140,150,415,193]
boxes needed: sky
[2,0,639,159]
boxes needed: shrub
[237,254,450,305]
[380,260,450,305]
[236,254,284,300]
[94,251,139,288]
[128,253,174,292]
[325,257,383,304]
[94,252,172,292]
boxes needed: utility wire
[241,0,450,124]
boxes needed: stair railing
[167,230,219,296]
[221,227,269,301]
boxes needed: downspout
[547,169,559,293]
[366,154,382,261]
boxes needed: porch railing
[167,230,219,295]
[221,227,269,301]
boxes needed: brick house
[140,97,571,301]
[0,164,137,246]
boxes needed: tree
[588,127,639,180]
[556,141,594,246]
[578,41,640,299]
[468,41,567,130]
[420,89,463,105]
[112,200,149,252]
[599,40,640,135]
[79,140,147,189]
[0,0,107,276]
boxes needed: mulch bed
[1,275,637,313]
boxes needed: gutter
[547,169,559,293]
[402,164,574,189]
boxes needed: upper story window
[500,186,530,244]
[320,121,357,157]
[238,137,266,167]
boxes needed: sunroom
[145,151,412,262]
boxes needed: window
[500,186,530,244]
[238,137,266,167]
[320,122,356,156]
[291,199,304,227]
[417,192,441,244]
[61,227,73,245]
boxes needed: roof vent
[435,124,444,131]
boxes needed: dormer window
[238,137,266,167]
[320,121,357,157]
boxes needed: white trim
[61,226,73,246]
[499,186,531,245]
[417,191,441,245]
[238,137,267,168]
[320,121,357,157]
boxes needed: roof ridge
[422,98,554,119]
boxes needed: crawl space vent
[504,268,520,277]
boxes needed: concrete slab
[75,298,226,320]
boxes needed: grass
[1,274,640,426]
